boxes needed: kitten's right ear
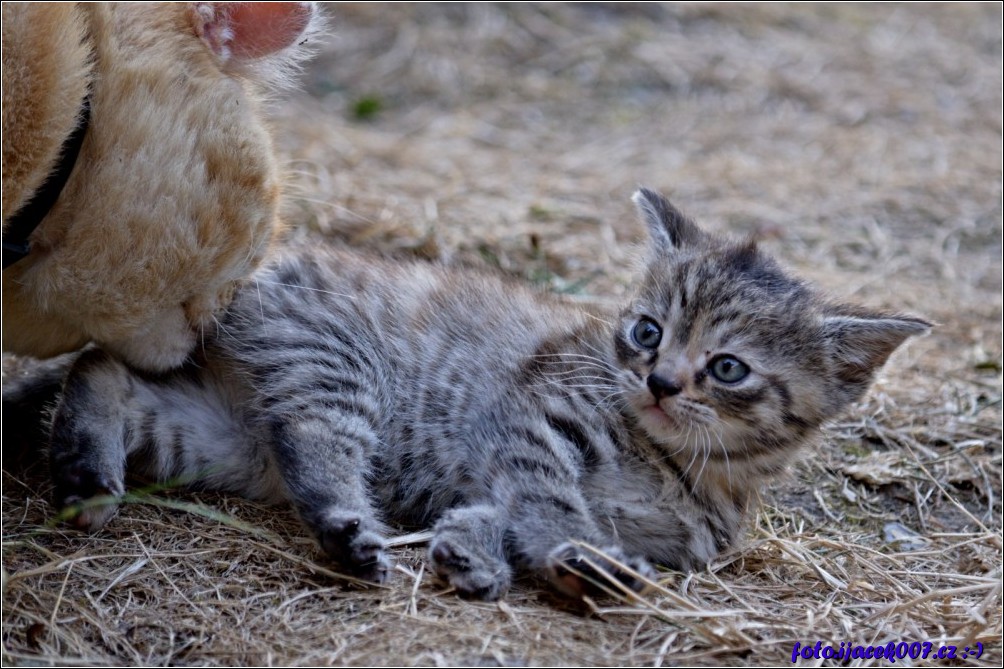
[192,2,318,65]
[632,188,702,255]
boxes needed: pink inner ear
[205,2,313,61]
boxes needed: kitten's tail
[2,350,78,468]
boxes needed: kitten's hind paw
[429,536,511,601]
[546,542,656,600]
[316,512,392,584]
[52,461,123,532]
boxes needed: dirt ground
[3,3,1001,666]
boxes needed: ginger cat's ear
[192,2,318,65]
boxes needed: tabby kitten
[45,189,929,600]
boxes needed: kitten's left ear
[822,312,932,384]
[192,2,317,64]
[632,188,703,256]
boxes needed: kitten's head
[616,188,930,478]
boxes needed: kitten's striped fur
[44,189,929,599]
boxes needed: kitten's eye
[632,318,663,349]
[709,355,749,383]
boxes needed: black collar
[3,94,91,270]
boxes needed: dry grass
[3,3,1001,666]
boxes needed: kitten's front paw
[52,460,123,532]
[546,542,656,599]
[429,536,511,601]
[316,512,392,584]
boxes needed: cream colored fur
[2,2,319,371]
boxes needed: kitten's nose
[647,374,682,400]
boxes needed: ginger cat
[2,2,320,371]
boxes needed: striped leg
[49,348,276,531]
[506,489,655,597]
[480,425,656,598]
[49,349,132,531]
[267,411,392,583]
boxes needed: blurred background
[278,4,1000,325]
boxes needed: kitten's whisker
[682,429,702,481]
[690,427,706,484]
[529,351,618,367]
[529,389,573,402]
[531,371,616,385]
[539,367,614,379]
[575,337,612,358]
[683,419,694,451]
[576,388,623,412]
[714,430,733,495]
[598,396,629,415]
[692,425,711,489]
[538,358,615,369]
[536,376,616,387]
[581,312,614,327]
[533,360,620,377]
[592,386,625,410]
[647,438,691,486]
[528,352,609,361]
[549,384,620,395]
[579,341,624,377]
[530,376,617,388]
[256,278,357,300]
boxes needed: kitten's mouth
[643,403,678,429]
